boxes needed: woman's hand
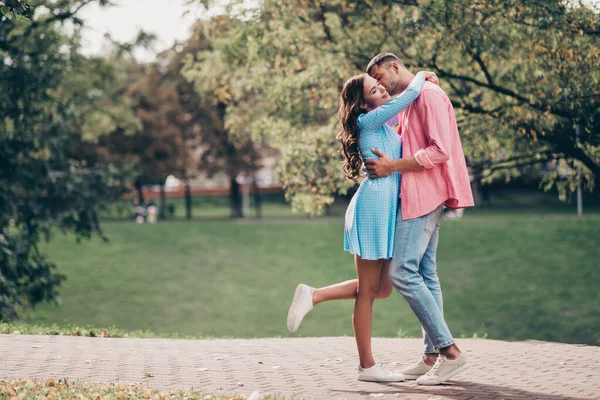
[420,71,439,85]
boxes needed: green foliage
[0,0,33,20]
[0,0,131,319]
[186,0,600,214]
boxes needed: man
[365,53,474,386]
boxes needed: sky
[78,0,223,61]
[77,0,599,62]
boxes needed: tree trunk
[252,177,262,219]
[159,185,167,220]
[480,184,492,208]
[229,177,243,218]
[185,178,192,220]
[134,178,145,205]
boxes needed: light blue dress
[344,73,426,260]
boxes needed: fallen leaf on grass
[247,391,261,400]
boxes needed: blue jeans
[389,204,454,353]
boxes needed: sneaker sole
[402,374,423,380]
[416,363,470,386]
[287,284,308,333]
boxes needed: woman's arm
[357,72,426,133]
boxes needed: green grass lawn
[21,210,600,346]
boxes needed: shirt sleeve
[413,89,453,169]
[357,72,426,134]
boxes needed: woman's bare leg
[353,255,385,369]
[377,260,393,299]
[312,279,358,305]
[289,260,392,334]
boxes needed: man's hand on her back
[365,149,393,178]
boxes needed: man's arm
[365,150,424,178]
[365,89,453,178]
[412,90,453,169]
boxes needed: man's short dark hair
[366,53,405,75]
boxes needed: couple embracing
[287,53,474,386]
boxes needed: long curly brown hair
[337,74,368,182]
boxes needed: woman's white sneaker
[400,359,432,380]
[416,353,469,386]
[286,284,315,333]
[358,363,405,382]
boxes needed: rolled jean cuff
[434,339,455,350]
[424,346,439,354]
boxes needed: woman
[286,70,438,382]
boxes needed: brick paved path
[1,335,599,399]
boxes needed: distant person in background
[132,199,146,224]
[147,202,157,224]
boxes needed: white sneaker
[416,353,469,386]
[400,359,432,380]
[287,284,315,332]
[358,363,405,382]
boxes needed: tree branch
[517,120,600,180]
[314,1,334,43]
[465,45,495,87]
[14,0,96,40]
[432,64,576,119]
[481,156,558,176]
[473,149,555,172]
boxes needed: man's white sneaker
[286,284,315,333]
[358,363,405,382]
[416,353,469,386]
[400,359,432,380]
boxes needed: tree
[409,0,600,200]
[124,64,184,219]
[187,0,600,213]
[182,15,333,215]
[161,46,203,220]
[0,0,128,319]
[83,26,260,220]
[181,21,262,218]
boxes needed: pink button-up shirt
[398,82,474,220]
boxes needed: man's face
[369,63,399,95]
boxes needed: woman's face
[362,75,390,111]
